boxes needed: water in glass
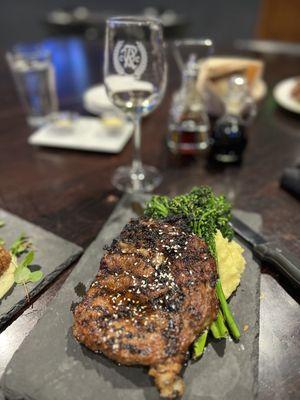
[7,48,58,127]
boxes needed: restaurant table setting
[0,14,299,400]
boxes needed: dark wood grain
[0,38,299,399]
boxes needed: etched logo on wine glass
[113,41,148,78]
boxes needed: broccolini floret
[144,186,234,258]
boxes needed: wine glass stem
[131,115,143,175]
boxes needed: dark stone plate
[0,195,261,400]
[0,208,83,330]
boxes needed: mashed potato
[215,230,246,299]
[0,256,16,300]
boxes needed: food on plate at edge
[0,233,43,300]
[72,186,246,398]
[291,78,300,103]
[0,245,16,299]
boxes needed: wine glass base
[112,165,162,193]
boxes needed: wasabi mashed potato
[215,230,246,299]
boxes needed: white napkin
[28,116,133,153]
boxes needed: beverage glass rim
[173,38,214,48]
[107,15,162,28]
[6,45,51,63]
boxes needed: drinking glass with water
[6,46,58,127]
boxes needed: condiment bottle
[167,39,213,155]
[211,75,256,163]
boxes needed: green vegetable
[27,270,44,283]
[20,251,34,268]
[210,320,222,339]
[14,265,31,284]
[20,251,35,269]
[10,233,32,256]
[0,238,5,246]
[13,250,44,296]
[0,226,43,301]
[210,310,228,339]
[193,330,208,359]
[216,280,240,340]
[145,186,234,258]
[144,186,240,354]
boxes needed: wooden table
[0,38,299,399]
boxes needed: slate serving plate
[1,195,261,400]
[0,208,83,330]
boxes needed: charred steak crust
[73,217,219,398]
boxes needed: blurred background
[1,0,300,49]
[2,0,299,110]
[0,0,260,48]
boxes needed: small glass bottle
[167,39,213,155]
[211,75,256,163]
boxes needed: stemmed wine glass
[104,16,167,192]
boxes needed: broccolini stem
[210,310,228,339]
[216,280,241,340]
[210,321,221,339]
[193,330,208,359]
[216,309,229,337]
[153,201,169,216]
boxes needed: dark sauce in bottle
[210,74,256,163]
[211,116,247,163]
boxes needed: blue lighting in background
[14,38,93,107]
[42,38,90,104]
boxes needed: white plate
[83,84,115,115]
[273,77,300,114]
[28,116,133,153]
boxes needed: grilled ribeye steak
[73,216,219,398]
